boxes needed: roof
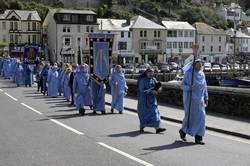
[97,18,134,31]
[162,21,195,30]
[226,28,250,38]
[0,10,41,21]
[55,9,96,15]
[130,15,165,30]
[193,22,226,35]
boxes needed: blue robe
[0,59,3,76]
[47,69,59,97]
[73,69,92,110]
[58,68,64,95]
[181,69,208,137]
[41,64,49,92]
[23,64,33,86]
[110,69,127,112]
[4,60,12,79]
[15,64,25,86]
[91,81,105,112]
[62,73,71,101]
[137,76,161,129]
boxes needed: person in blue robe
[61,64,72,101]
[14,62,25,87]
[0,58,3,76]
[47,63,59,97]
[4,58,12,79]
[73,64,91,115]
[91,80,106,114]
[110,65,128,114]
[83,64,93,109]
[57,65,64,96]
[23,62,33,87]
[41,63,50,95]
[137,68,166,134]
[179,59,208,145]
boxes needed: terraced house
[0,10,41,59]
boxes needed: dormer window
[86,15,94,22]
[62,14,71,22]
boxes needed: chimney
[126,18,130,25]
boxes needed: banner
[23,44,39,64]
[89,33,114,85]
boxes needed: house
[97,18,134,65]
[0,10,41,59]
[43,9,98,64]
[162,21,196,64]
[194,22,227,63]
[130,15,166,64]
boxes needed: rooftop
[162,21,195,30]
[194,22,226,35]
[54,9,96,15]
[130,15,165,30]
[0,10,41,21]
[97,18,134,31]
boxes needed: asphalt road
[0,78,250,166]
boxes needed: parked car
[138,65,148,73]
[204,63,212,72]
[212,65,221,72]
[151,66,160,73]
[160,64,171,73]
[124,65,135,74]
[220,64,228,71]
[169,62,179,71]
[168,74,184,85]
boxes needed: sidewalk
[105,94,250,139]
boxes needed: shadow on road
[109,130,153,138]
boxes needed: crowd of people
[0,56,208,144]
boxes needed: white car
[204,63,212,72]
[212,65,221,72]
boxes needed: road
[0,78,250,166]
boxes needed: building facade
[97,18,134,65]
[194,22,227,63]
[162,21,196,64]
[130,16,166,64]
[0,10,41,59]
[43,9,98,64]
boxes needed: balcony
[9,29,22,33]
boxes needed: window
[202,36,205,42]
[86,15,94,22]
[10,35,14,43]
[77,25,81,33]
[2,35,6,42]
[178,31,183,37]
[32,22,36,31]
[64,37,71,46]
[184,31,188,37]
[86,26,89,32]
[202,46,205,52]
[158,31,161,37]
[190,31,194,37]
[128,31,131,38]
[167,42,172,48]
[121,31,124,38]
[140,31,143,37]
[140,42,147,49]
[211,46,213,52]
[67,26,70,32]
[173,42,177,48]
[118,42,127,50]
[184,42,188,48]
[154,31,157,37]
[15,35,18,43]
[144,31,147,37]
[10,22,13,30]
[72,15,78,23]
[189,42,194,48]
[77,37,81,46]
[62,14,71,22]
[14,22,18,30]
[28,35,31,43]
[32,35,36,44]
[90,27,94,32]
[63,25,66,32]
[2,22,6,30]
[28,22,30,31]
[179,42,183,48]
[219,45,222,52]
[219,36,221,42]
[211,36,213,42]
[168,30,177,37]
[154,42,161,50]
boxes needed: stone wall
[125,79,250,119]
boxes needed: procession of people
[0,56,208,145]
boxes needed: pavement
[105,94,250,139]
[0,77,250,166]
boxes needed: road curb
[105,102,250,140]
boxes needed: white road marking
[123,110,250,145]
[21,103,43,115]
[4,92,18,101]
[0,89,3,92]
[50,119,84,135]
[97,142,154,166]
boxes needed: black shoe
[89,105,93,110]
[119,111,123,114]
[79,108,85,116]
[93,111,96,114]
[179,130,187,141]
[195,140,205,145]
[140,128,144,132]
[156,128,166,134]
[111,108,114,114]
[102,111,106,115]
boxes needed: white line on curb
[50,119,84,135]
[97,142,154,166]
[20,103,43,115]
[0,89,3,92]
[4,92,18,101]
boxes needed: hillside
[1,0,250,29]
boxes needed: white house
[43,9,99,64]
[97,18,134,65]
[162,21,196,64]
